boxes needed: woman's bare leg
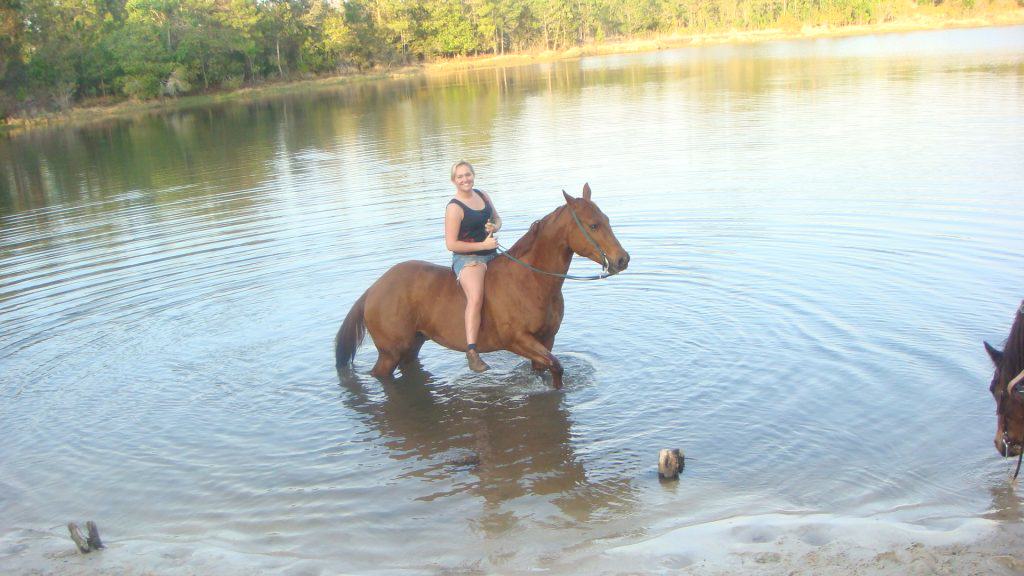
[459,263,489,372]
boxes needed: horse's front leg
[509,335,563,389]
[531,333,555,373]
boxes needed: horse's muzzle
[608,253,630,274]
[998,436,1023,457]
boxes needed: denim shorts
[452,252,497,280]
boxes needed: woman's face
[452,164,475,194]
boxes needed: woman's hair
[451,160,475,180]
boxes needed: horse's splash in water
[335,183,630,389]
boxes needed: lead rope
[495,242,612,281]
[493,194,615,282]
[1015,305,1024,481]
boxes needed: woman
[444,161,502,372]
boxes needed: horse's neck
[1005,312,1024,379]
[506,209,573,283]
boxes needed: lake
[1,25,1023,574]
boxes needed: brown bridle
[1006,368,1024,396]
[999,367,1024,479]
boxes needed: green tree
[175,0,253,89]
[0,0,24,117]
[117,0,178,98]
[420,0,477,57]
[530,0,575,49]
[257,0,310,78]
[0,0,23,80]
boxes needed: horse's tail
[335,291,368,368]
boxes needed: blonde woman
[444,161,502,372]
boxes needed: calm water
[2,26,1023,574]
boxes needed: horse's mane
[1002,302,1024,381]
[504,205,566,259]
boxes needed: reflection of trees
[0,104,272,214]
[337,362,637,534]
[1,44,926,215]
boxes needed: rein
[495,196,614,282]
[1015,444,1023,482]
[496,243,613,281]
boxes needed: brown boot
[467,349,490,372]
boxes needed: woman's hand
[480,234,498,250]
[485,220,500,235]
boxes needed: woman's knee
[461,271,486,303]
[464,284,484,306]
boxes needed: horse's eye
[589,223,599,231]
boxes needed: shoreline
[3,509,1022,575]
[3,11,1023,136]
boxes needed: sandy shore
[4,9,1023,136]
[606,513,1024,575]
[3,508,1022,575]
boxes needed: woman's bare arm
[445,203,497,252]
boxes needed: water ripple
[2,26,1024,574]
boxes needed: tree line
[0,0,983,120]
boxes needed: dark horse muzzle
[999,435,1022,458]
[608,253,630,275]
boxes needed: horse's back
[364,260,465,348]
[368,260,457,304]
[376,259,451,281]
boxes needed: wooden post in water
[658,448,684,479]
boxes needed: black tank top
[448,189,496,256]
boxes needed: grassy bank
[428,8,1024,72]
[4,8,1023,137]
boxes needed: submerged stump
[67,523,90,553]
[658,448,685,479]
[67,521,104,553]
[86,521,105,550]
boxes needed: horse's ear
[582,183,592,201]
[562,190,575,204]
[985,341,1003,366]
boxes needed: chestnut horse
[335,184,629,389]
[984,300,1024,458]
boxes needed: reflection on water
[338,361,638,537]
[335,358,638,532]
[6,27,1022,216]
[986,482,1024,523]
[1,25,1023,573]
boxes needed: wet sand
[600,513,1024,575]
[3,507,1022,575]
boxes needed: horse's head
[560,183,630,274]
[985,301,1024,457]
